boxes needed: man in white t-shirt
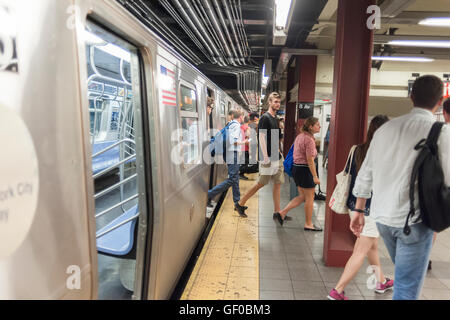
[350,75,450,300]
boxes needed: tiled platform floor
[259,177,450,300]
[181,163,450,300]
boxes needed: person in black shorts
[276,117,322,229]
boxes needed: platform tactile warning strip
[181,174,259,300]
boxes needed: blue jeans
[208,152,240,204]
[376,222,434,300]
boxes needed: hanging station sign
[297,102,314,119]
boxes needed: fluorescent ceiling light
[274,0,293,29]
[419,18,450,27]
[388,40,450,48]
[372,56,434,62]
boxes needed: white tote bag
[328,145,357,214]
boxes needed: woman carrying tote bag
[327,115,393,300]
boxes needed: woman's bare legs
[279,187,305,219]
[302,187,316,229]
[334,236,386,294]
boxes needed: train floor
[181,163,450,300]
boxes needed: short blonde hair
[268,92,281,103]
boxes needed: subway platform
[181,165,450,300]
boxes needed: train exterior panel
[0,0,244,299]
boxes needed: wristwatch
[353,208,366,214]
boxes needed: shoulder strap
[343,145,357,175]
[426,122,444,154]
[404,139,428,235]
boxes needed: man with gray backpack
[350,75,450,300]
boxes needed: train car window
[220,101,225,116]
[181,117,199,164]
[83,21,146,300]
[220,101,226,127]
[178,81,200,166]
[180,85,197,113]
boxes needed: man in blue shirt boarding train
[207,109,249,217]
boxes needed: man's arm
[350,198,367,237]
[259,131,269,163]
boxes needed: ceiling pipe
[231,0,248,63]
[192,0,228,62]
[223,0,246,65]
[211,0,241,65]
[233,0,250,58]
[202,0,237,66]
[173,0,227,66]
[159,0,209,60]
[130,0,204,64]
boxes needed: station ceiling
[118,0,450,110]
[118,0,327,111]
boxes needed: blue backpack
[210,122,232,160]
[283,144,294,177]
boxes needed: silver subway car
[0,0,242,299]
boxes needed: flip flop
[304,225,323,232]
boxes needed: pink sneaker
[327,288,349,300]
[375,278,394,293]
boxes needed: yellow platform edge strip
[181,174,259,300]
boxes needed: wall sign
[298,102,314,119]
[0,105,39,259]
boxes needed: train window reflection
[180,85,197,112]
[181,117,199,164]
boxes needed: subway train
[0,0,248,299]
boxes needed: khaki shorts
[257,158,285,186]
[349,211,380,238]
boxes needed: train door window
[179,82,200,165]
[83,21,148,300]
[206,87,214,131]
[220,101,226,127]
